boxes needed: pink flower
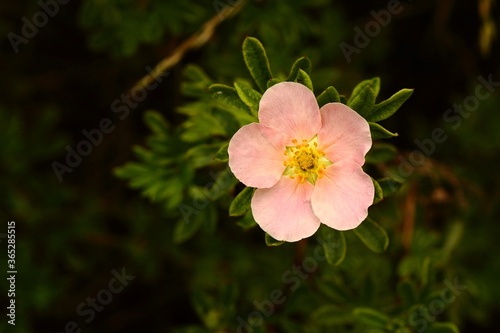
[228,82,374,242]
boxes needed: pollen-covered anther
[282,135,332,185]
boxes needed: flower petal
[228,123,286,188]
[318,103,372,165]
[251,177,321,242]
[311,160,374,230]
[259,82,321,143]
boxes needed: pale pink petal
[311,160,374,230]
[228,123,286,188]
[259,82,321,144]
[318,103,372,165]
[251,177,321,242]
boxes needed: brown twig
[132,1,246,93]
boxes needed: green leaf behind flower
[318,225,346,266]
[353,218,389,253]
[242,37,273,93]
[208,83,253,117]
[369,122,398,140]
[265,233,285,246]
[317,86,341,107]
[234,82,262,117]
[287,56,312,81]
[296,69,314,91]
[229,186,255,217]
[366,88,413,122]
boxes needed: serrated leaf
[287,56,311,81]
[347,84,376,118]
[317,225,346,266]
[265,233,285,246]
[366,88,413,122]
[317,86,341,107]
[234,82,262,117]
[427,323,460,333]
[347,77,380,105]
[208,84,253,117]
[296,69,313,91]
[242,37,273,93]
[352,308,389,328]
[229,186,255,216]
[365,143,398,164]
[372,178,383,204]
[377,177,404,198]
[369,122,398,140]
[215,142,229,162]
[353,218,389,253]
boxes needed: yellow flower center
[283,136,332,185]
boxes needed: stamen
[281,135,332,185]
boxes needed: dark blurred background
[1,0,499,332]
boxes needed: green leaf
[190,168,238,203]
[427,323,460,333]
[296,69,313,91]
[311,305,351,326]
[174,204,215,243]
[287,56,311,81]
[353,218,389,253]
[365,143,398,164]
[317,86,341,107]
[242,37,273,93]
[369,122,398,140]
[347,84,376,118]
[181,64,213,97]
[420,257,433,292]
[144,110,170,136]
[366,88,413,122]
[229,187,255,216]
[236,211,257,230]
[352,308,389,328]
[184,143,224,169]
[265,233,285,246]
[339,95,347,104]
[208,84,253,117]
[397,280,417,307]
[215,142,229,162]
[372,178,383,204]
[347,77,380,105]
[234,82,262,117]
[377,177,404,197]
[317,225,346,266]
[267,78,282,88]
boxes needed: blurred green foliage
[1,0,499,332]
